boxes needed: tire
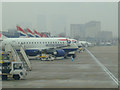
[2,75,8,80]
[13,75,20,80]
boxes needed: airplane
[69,39,82,48]
[3,26,78,58]
[0,33,8,41]
[42,33,47,37]
[2,37,72,56]
[79,41,92,47]
[0,33,8,50]
[34,30,41,37]
[16,26,28,38]
[26,28,35,37]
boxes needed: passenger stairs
[4,44,32,71]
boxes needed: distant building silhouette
[70,24,85,40]
[85,21,101,38]
[70,21,101,41]
[2,29,19,38]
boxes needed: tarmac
[2,46,118,88]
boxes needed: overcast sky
[2,2,118,37]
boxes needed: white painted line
[85,48,119,86]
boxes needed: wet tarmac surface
[2,46,118,88]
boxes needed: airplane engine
[25,50,40,56]
[55,49,65,57]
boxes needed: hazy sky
[2,2,118,37]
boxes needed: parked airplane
[42,33,47,37]
[34,30,41,37]
[0,33,7,41]
[79,41,92,47]
[26,28,35,37]
[3,26,78,58]
[16,26,28,38]
[69,39,82,48]
[2,38,73,57]
[0,33,8,49]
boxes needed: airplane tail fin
[16,25,28,38]
[34,30,40,37]
[26,28,35,37]
[42,33,47,37]
[39,33,43,37]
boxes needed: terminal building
[70,24,85,40]
[70,21,101,41]
[2,29,19,38]
[85,21,101,38]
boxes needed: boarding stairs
[5,44,32,71]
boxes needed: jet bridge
[4,44,32,71]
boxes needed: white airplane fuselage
[2,38,78,56]
[2,38,68,56]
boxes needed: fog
[2,2,118,37]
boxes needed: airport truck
[0,44,31,80]
[0,52,27,80]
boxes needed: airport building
[2,29,19,38]
[85,21,101,38]
[70,24,85,40]
[70,21,101,40]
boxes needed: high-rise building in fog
[70,24,85,40]
[85,21,101,38]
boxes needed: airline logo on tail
[42,33,47,37]
[16,26,27,37]
[39,33,43,37]
[34,30,41,37]
[26,28,35,37]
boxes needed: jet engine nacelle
[55,49,65,57]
